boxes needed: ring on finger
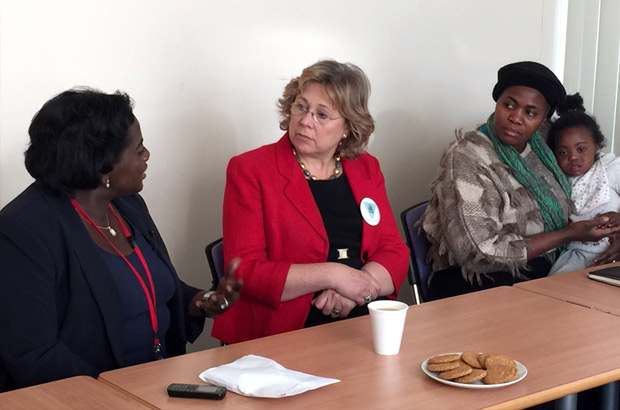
[330,309,341,318]
[364,294,372,304]
[220,296,229,311]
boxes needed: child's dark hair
[547,93,605,152]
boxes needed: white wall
[0,0,562,351]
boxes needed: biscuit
[428,354,461,364]
[454,368,487,383]
[484,354,516,369]
[460,351,483,369]
[439,364,472,380]
[477,353,494,368]
[482,365,518,384]
[427,361,461,372]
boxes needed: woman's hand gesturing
[191,257,243,318]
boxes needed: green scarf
[480,113,571,233]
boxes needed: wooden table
[0,375,153,409]
[514,265,620,316]
[99,286,620,410]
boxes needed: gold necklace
[292,147,342,180]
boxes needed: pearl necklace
[292,147,342,180]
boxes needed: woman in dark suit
[0,89,242,392]
[213,60,409,344]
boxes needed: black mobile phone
[166,383,226,400]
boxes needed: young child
[548,93,620,275]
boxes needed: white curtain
[563,0,620,152]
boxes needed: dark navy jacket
[0,182,204,391]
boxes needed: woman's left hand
[589,213,620,266]
[592,232,620,266]
[191,258,243,318]
[311,289,356,319]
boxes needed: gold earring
[343,134,348,139]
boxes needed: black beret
[492,61,566,118]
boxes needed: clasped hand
[311,266,381,318]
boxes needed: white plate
[421,353,527,389]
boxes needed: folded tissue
[199,354,340,398]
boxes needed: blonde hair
[278,60,374,159]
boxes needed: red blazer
[212,134,409,344]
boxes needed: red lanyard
[70,199,163,359]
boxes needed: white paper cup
[368,300,409,355]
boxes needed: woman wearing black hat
[420,61,620,300]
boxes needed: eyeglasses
[290,101,343,125]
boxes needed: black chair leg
[554,394,577,410]
[600,381,619,410]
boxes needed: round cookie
[427,360,461,372]
[428,354,461,364]
[484,354,516,369]
[482,365,518,384]
[461,351,483,369]
[439,364,472,380]
[454,368,487,384]
[478,353,494,369]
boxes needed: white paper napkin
[198,354,340,398]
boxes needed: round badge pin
[360,197,380,226]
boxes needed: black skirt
[427,255,554,301]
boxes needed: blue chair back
[205,238,225,288]
[401,201,432,303]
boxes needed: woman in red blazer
[213,60,409,344]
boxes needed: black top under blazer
[0,182,204,392]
